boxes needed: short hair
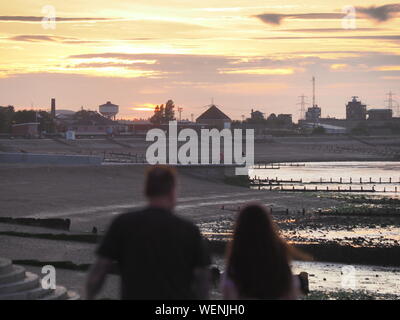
[145,165,176,198]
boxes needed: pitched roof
[196,105,231,121]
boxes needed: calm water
[212,256,400,297]
[208,161,400,296]
[249,161,400,197]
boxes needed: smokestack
[51,98,56,118]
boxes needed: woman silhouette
[222,203,305,300]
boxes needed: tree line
[150,100,175,124]
[0,106,55,133]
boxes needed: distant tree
[0,106,15,133]
[13,110,37,124]
[150,100,175,124]
[37,111,55,133]
[12,109,56,133]
[164,100,175,122]
[150,105,163,124]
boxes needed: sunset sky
[0,1,399,120]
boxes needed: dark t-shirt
[96,207,211,300]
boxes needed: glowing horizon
[0,1,399,120]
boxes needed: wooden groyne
[250,177,400,185]
[252,162,306,169]
[251,184,377,192]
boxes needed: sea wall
[0,152,102,165]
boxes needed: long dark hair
[227,203,295,299]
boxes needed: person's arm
[192,267,211,299]
[191,226,212,299]
[87,216,122,299]
[85,257,113,300]
[282,275,302,300]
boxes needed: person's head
[145,165,177,210]
[227,203,293,299]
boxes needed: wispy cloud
[254,35,400,41]
[357,3,400,22]
[0,16,114,22]
[254,4,400,26]
[254,13,343,25]
[277,28,384,33]
[4,34,102,45]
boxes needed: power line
[385,91,399,117]
[297,94,308,120]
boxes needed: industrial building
[305,105,321,122]
[346,96,367,121]
[368,109,393,121]
[11,122,39,137]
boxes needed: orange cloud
[374,65,400,71]
[330,64,348,70]
[131,103,157,111]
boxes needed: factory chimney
[51,98,56,118]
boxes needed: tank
[99,101,119,119]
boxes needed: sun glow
[132,103,158,112]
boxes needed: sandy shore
[1,135,400,299]
[0,164,340,231]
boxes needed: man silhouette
[86,165,211,299]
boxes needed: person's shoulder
[111,209,146,224]
[171,214,199,233]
